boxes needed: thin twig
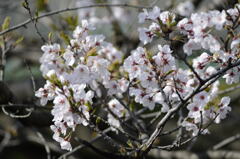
[141,112,160,119]
[0,130,11,153]
[153,114,219,151]
[0,39,10,82]
[113,95,147,133]
[182,58,203,84]
[58,108,148,159]
[24,59,36,93]
[149,111,162,126]
[218,84,240,95]
[74,138,128,159]
[0,3,151,36]
[23,0,46,43]
[172,108,184,147]
[58,128,109,159]
[213,133,240,150]
[35,129,51,159]
[159,126,181,137]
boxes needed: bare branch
[181,58,203,84]
[58,129,109,159]
[24,59,36,93]
[74,137,128,159]
[58,108,148,159]
[23,0,46,43]
[35,129,51,159]
[0,3,151,36]
[213,133,240,150]
[150,150,240,159]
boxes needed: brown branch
[181,58,203,84]
[113,95,147,134]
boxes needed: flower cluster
[135,5,237,136]
[177,6,240,84]
[184,90,231,136]
[123,45,181,111]
[35,3,240,151]
[178,12,226,55]
[36,20,127,150]
[138,6,176,44]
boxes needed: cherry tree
[1,0,240,159]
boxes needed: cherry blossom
[35,81,55,106]
[107,99,128,131]
[223,67,240,85]
[138,6,161,23]
[35,3,240,150]
[215,97,231,123]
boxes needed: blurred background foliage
[0,0,240,159]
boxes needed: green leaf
[35,11,39,22]
[15,36,24,45]
[48,32,53,43]
[96,117,101,124]
[86,47,97,57]
[129,101,135,112]
[35,11,39,17]
[50,23,60,31]
[36,0,48,12]
[108,61,120,72]
[2,16,11,31]
[127,140,133,148]
[21,1,28,9]
[59,32,70,45]
[85,102,92,111]
[146,50,153,59]
[63,15,78,30]
[164,70,175,77]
